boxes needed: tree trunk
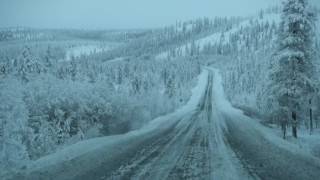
[292,111,298,138]
[310,99,313,135]
[281,122,287,139]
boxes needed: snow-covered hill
[156,12,280,59]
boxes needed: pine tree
[269,0,316,138]
[0,79,30,166]
[44,46,54,73]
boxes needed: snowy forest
[1,0,320,180]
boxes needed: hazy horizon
[1,0,320,30]
[0,0,282,30]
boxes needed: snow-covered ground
[65,44,115,61]
[211,65,320,158]
[218,82,320,180]
[104,57,126,64]
[269,127,320,158]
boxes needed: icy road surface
[11,68,320,180]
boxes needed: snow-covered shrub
[0,77,31,168]
[23,75,114,159]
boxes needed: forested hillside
[1,2,320,179]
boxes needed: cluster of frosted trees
[0,28,132,42]
[222,0,319,138]
[222,11,279,107]
[268,0,318,138]
[0,40,200,170]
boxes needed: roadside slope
[211,68,320,180]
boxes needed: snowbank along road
[10,68,320,180]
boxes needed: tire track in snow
[10,69,257,180]
[106,71,254,180]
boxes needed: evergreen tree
[44,46,54,73]
[269,0,316,138]
[0,79,30,166]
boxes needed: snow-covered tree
[268,0,316,138]
[14,47,44,82]
[0,79,30,167]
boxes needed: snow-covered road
[10,68,320,180]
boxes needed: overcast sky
[0,0,315,29]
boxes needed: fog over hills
[0,0,280,29]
